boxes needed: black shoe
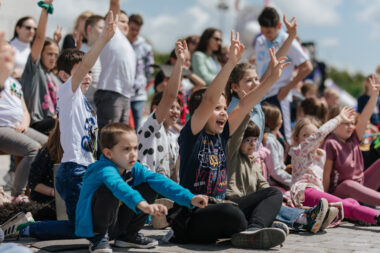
[114,233,158,249]
[303,198,328,233]
[89,234,112,253]
[231,227,286,249]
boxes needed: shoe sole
[0,212,34,238]
[272,221,290,236]
[231,228,286,249]
[320,207,339,231]
[114,239,158,249]
[310,198,329,233]
[89,245,112,253]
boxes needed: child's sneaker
[151,198,174,229]
[0,212,34,238]
[114,233,158,249]
[303,198,328,233]
[231,227,286,249]
[271,221,289,236]
[89,234,112,253]
[320,207,339,231]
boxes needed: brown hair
[300,82,317,97]
[188,88,226,116]
[100,123,135,150]
[299,97,328,123]
[74,11,94,30]
[195,27,222,54]
[129,14,143,26]
[243,121,260,139]
[225,62,255,104]
[262,103,282,131]
[42,119,63,163]
[57,49,85,74]
[150,91,183,113]
[292,117,322,142]
[84,15,104,35]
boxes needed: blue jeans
[275,205,304,229]
[29,162,86,240]
[131,100,145,131]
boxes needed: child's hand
[53,25,62,43]
[368,74,380,97]
[227,30,245,66]
[137,201,168,217]
[191,195,208,208]
[0,31,15,82]
[102,11,118,42]
[268,47,290,80]
[175,39,188,66]
[283,14,297,38]
[337,106,355,124]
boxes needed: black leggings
[186,187,283,243]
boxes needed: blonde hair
[292,117,321,142]
[324,88,339,99]
[74,11,94,31]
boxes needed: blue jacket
[75,155,195,237]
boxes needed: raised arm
[71,11,117,92]
[0,31,15,89]
[155,40,186,123]
[31,0,52,63]
[191,31,244,135]
[356,75,380,140]
[110,0,120,16]
[228,48,290,135]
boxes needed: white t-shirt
[97,28,136,98]
[80,43,101,89]
[255,31,309,98]
[137,111,179,178]
[10,38,30,72]
[57,77,98,165]
[0,77,23,127]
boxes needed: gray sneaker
[231,227,286,249]
[320,207,339,231]
[272,221,290,236]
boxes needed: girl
[323,75,380,206]
[290,106,380,225]
[21,0,62,135]
[298,97,328,124]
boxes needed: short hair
[243,121,260,139]
[195,27,222,54]
[300,97,328,123]
[84,15,104,35]
[292,117,322,141]
[324,88,339,98]
[129,14,143,26]
[225,62,256,103]
[262,103,282,131]
[301,82,318,97]
[57,49,85,74]
[151,91,183,113]
[100,123,135,150]
[258,7,280,28]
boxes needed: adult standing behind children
[95,0,136,132]
[127,14,154,131]
[255,7,312,143]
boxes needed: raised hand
[175,39,188,66]
[191,194,208,208]
[137,201,168,217]
[283,14,297,38]
[53,25,62,43]
[102,10,118,42]
[337,106,356,124]
[268,47,290,80]
[228,30,245,65]
[368,74,380,96]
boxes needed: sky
[2,0,380,75]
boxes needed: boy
[255,7,313,143]
[178,31,290,249]
[75,123,208,252]
[137,39,185,179]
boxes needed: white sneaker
[0,212,34,238]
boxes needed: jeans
[131,100,146,131]
[29,162,86,240]
[275,205,304,229]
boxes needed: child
[357,75,380,129]
[262,104,292,189]
[323,88,339,108]
[178,30,290,249]
[21,0,62,134]
[322,76,380,206]
[75,123,208,252]
[290,107,380,225]
[298,97,328,123]
[137,40,185,179]
[226,119,332,233]
[300,81,318,99]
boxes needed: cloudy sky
[2,0,380,75]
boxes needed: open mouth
[216,119,225,128]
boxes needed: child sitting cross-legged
[75,123,208,253]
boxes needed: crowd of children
[0,1,380,252]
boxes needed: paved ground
[1,155,379,252]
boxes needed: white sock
[295,213,307,225]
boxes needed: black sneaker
[114,233,158,249]
[303,198,328,233]
[89,234,112,253]
[231,227,286,249]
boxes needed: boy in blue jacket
[75,123,208,253]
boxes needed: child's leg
[333,179,380,206]
[234,187,283,228]
[304,187,379,224]
[275,205,304,229]
[363,159,380,190]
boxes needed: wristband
[38,1,54,14]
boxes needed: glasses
[243,137,258,145]
[212,37,223,43]
[22,25,37,31]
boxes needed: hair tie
[38,1,54,14]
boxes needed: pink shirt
[322,131,364,193]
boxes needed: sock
[295,213,307,225]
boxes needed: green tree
[327,66,365,98]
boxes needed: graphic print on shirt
[81,97,98,159]
[10,82,23,99]
[42,74,58,114]
[195,137,227,199]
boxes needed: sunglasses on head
[22,25,37,31]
